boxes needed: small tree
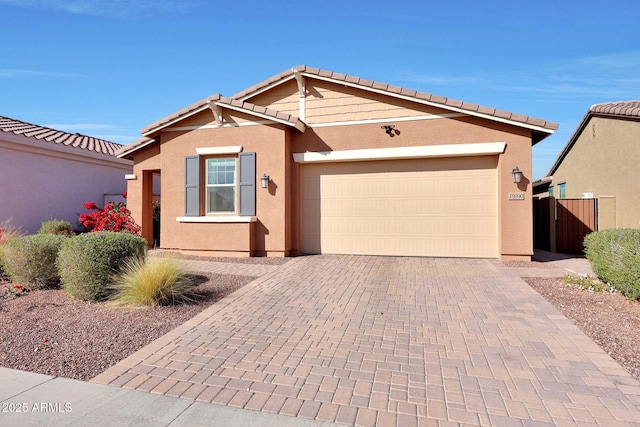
[78,192,141,235]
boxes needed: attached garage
[299,150,499,258]
[119,65,558,260]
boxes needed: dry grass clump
[110,256,197,307]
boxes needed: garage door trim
[293,142,506,163]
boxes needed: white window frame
[205,156,238,215]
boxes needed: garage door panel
[301,157,497,258]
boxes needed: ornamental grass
[109,256,196,307]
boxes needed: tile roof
[545,100,640,177]
[589,100,640,118]
[120,65,559,158]
[234,65,559,133]
[0,115,123,156]
[140,94,305,136]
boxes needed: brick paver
[92,255,640,426]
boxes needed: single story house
[0,116,133,233]
[533,100,640,230]
[117,66,557,260]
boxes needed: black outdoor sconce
[261,173,270,189]
[381,125,401,137]
[512,166,523,184]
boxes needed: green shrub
[3,234,67,289]
[0,223,22,276]
[110,256,195,307]
[584,229,640,300]
[57,232,147,301]
[39,219,74,236]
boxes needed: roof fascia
[142,98,304,140]
[303,72,555,136]
[142,103,211,137]
[236,75,297,102]
[214,101,305,132]
[0,132,132,168]
[237,71,555,136]
[547,110,593,176]
[116,138,156,159]
[547,109,640,176]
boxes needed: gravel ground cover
[506,259,640,382]
[0,256,274,381]
[2,256,639,385]
[524,275,640,380]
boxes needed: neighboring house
[533,100,640,230]
[117,65,557,260]
[0,116,133,233]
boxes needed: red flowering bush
[78,194,141,235]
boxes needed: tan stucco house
[117,66,558,260]
[0,116,133,233]
[533,101,640,230]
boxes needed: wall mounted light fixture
[381,125,401,137]
[512,166,522,184]
[261,173,270,189]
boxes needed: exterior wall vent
[582,192,594,199]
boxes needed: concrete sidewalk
[504,249,596,279]
[0,367,338,426]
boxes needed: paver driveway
[93,256,640,426]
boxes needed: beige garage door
[301,156,498,258]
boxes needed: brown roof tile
[0,115,123,156]
[135,95,305,145]
[590,100,640,118]
[233,65,558,133]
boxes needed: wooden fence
[534,198,597,254]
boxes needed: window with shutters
[206,157,236,213]
[183,152,256,219]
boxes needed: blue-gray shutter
[184,156,200,216]
[239,152,256,216]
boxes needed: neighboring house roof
[117,65,559,158]
[0,115,123,156]
[234,65,559,138]
[545,100,640,177]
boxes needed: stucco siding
[124,70,544,259]
[291,118,534,259]
[0,141,131,234]
[133,117,291,255]
[552,117,640,228]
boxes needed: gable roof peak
[233,65,558,136]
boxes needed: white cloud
[0,68,81,78]
[576,52,640,70]
[395,71,482,86]
[0,0,200,17]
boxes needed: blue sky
[1,0,638,179]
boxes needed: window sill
[176,216,257,223]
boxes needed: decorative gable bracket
[208,102,223,126]
[293,70,306,122]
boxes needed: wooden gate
[534,198,597,254]
[556,199,597,253]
